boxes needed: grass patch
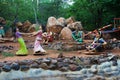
[0,52,15,57]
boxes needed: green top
[72,31,83,43]
[0,29,5,36]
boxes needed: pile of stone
[46,16,83,40]
[0,53,120,79]
[0,45,14,52]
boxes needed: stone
[48,64,57,70]
[47,17,57,27]
[59,27,73,40]
[57,58,63,62]
[20,65,30,71]
[67,21,83,30]
[2,64,11,72]
[30,62,39,68]
[57,17,66,27]
[39,63,48,70]
[57,62,65,68]
[16,22,23,27]
[28,24,36,32]
[65,17,75,25]
[57,53,64,58]
[69,64,78,71]
[51,59,57,64]
[111,66,118,71]
[18,60,29,65]
[34,58,43,64]
[11,62,20,70]
[59,67,68,72]
[76,66,82,71]
[103,67,111,73]
[42,59,51,65]
[0,62,4,67]
[91,75,105,80]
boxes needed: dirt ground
[0,36,120,62]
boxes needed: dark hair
[96,29,102,38]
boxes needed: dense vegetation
[0,0,120,30]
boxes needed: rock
[100,62,112,69]
[76,66,82,71]
[91,75,105,80]
[48,64,57,70]
[57,62,65,68]
[63,58,71,63]
[57,53,64,58]
[20,65,30,71]
[34,58,43,64]
[57,58,63,62]
[103,67,111,73]
[11,62,20,70]
[57,17,66,27]
[16,22,23,27]
[47,25,63,40]
[67,21,83,30]
[18,60,29,65]
[0,68,1,73]
[42,59,51,65]
[0,62,4,67]
[28,24,36,32]
[59,27,73,40]
[2,64,11,72]
[47,17,57,27]
[30,62,39,68]
[21,20,32,32]
[50,42,63,50]
[111,66,118,71]
[90,68,97,74]
[111,60,118,66]
[65,17,75,25]
[69,64,78,71]
[59,67,68,72]
[39,63,48,70]
[51,59,57,64]
[80,68,88,74]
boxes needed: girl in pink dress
[32,26,46,54]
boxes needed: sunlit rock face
[59,27,73,40]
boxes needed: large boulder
[65,17,75,25]
[47,17,57,27]
[59,27,73,40]
[28,24,37,32]
[57,17,66,27]
[16,22,23,27]
[67,21,83,30]
[47,25,63,40]
[22,20,32,32]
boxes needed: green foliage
[0,0,120,30]
[0,52,15,57]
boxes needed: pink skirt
[34,37,46,53]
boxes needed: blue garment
[93,38,106,43]
[72,31,83,43]
[0,29,5,37]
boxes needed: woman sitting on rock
[72,27,84,43]
[86,30,107,52]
